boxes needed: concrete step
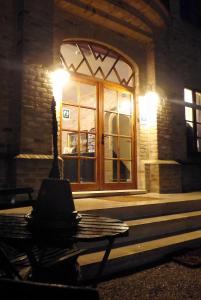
[73,189,146,199]
[79,229,201,280]
[126,210,201,243]
[81,197,201,220]
[3,192,201,282]
[77,196,201,258]
[76,196,201,281]
[78,210,201,252]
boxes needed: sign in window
[63,109,70,119]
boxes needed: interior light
[184,88,193,103]
[119,97,131,115]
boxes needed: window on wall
[180,0,201,27]
[184,88,201,154]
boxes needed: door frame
[60,74,137,191]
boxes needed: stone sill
[14,154,62,160]
[142,160,180,165]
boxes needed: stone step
[73,189,146,199]
[126,210,201,243]
[78,199,201,281]
[81,197,201,220]
[75,195,201,279]
[79,229,201,280]
[3,192,201,282]
[78,210,201,252]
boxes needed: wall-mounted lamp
[50,68,70,106]
[144,91,159,105]
[47,68,70,179]
[139,90,159,127]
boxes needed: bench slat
[0,187,34,209]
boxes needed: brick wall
[1,0,201,193]
[19,0,54,154]
[13,0,56,192]
[15,155,63,197]
[181,163,201,192]
[145,161,182,193]
[155,0,201,162]
[0,1,19,186]
[0,0,55,189]
[148,0,201,192]
[20,64,52,154]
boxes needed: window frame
[60,40,134,88]
[184,88,201,155]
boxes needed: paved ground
[97,258,201,300]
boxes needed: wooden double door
[61,77,136,191]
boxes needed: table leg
[0,245,23,280]
[25,246,83,285]
[92,237,114,287]
[25,247,39,268]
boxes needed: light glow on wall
[50,69,70,107]
[139,91,159,127]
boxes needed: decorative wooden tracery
[60,41,134,88]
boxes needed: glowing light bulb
[140,91,159,127]
[50,69,70,105]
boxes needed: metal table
[0,213,129,285]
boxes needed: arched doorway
[60,40,136,191]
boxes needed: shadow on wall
[181,163,201,192]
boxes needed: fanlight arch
[60,40,134,88]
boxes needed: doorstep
[73,189,146,199]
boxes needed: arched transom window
[60,41,134,88]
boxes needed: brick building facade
[0,0,201,194]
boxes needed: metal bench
[0,241,85,284]
[0,278,100,300]
[0,187,35,209]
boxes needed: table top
[0,213,129,246]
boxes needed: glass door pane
[61,80,134,189]
[62,80,97,183]
[103,87,132,183]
